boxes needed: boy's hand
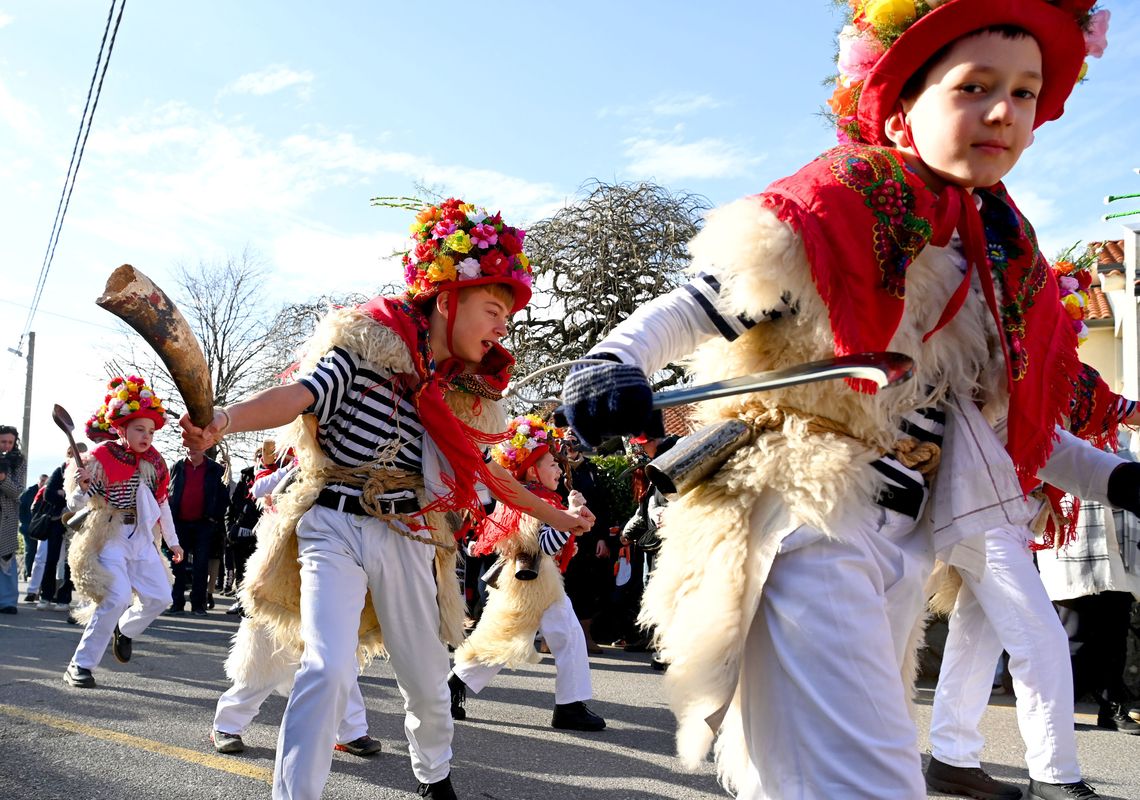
[180,409,227,450]
[560,361,653,447]
[169,545,185,563]
[75,466,92,491]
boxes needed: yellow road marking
[0,703,272,783]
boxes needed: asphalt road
[2,596,1138,800]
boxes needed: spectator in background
[224,464,261,616]
[166,447,228,616]
[562,438,618,655]
[35,443,88,611]
[19,473,48,581]
[0,424,28,613]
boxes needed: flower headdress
[85,374,167,441]
[400,197,534,314]
[491,413,564,478]
[1051,242,1096,345]
[828,0,1110,144]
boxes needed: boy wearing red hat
[63,376,184,688]
[447,414,605,732]
[561,2,1132,798]
[181,199,591,800]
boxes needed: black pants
[171,520,215,611]
[1055,591,1136,707]
[230,535,258,592]
[38,524,66,603]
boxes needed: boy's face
[894,31,1042,191]
[445,286,511,366]
[526,451,562,492]
[120,418,156,453]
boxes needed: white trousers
[454,593,592,705]
[930,525,1079,783]
[738,506,930,800]
[214,671,368,744]
[71,531,171,670]
[27,538,49,593]
[273,505,452,800]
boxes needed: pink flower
[431,220,458,239]
[837,25,884,83]
[515,270,533,288]
[1084,9,1110,59]
[470,223,498,249]
[1059,275,1080,294]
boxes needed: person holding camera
[0,424,28,613]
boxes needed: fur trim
[454,517,565,670]
[926,561,963,617]
[642,202,1006,790]
[238,306,504,677]
[225,617,300,693]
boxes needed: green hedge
[588,454,637,522]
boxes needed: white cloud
[0,76,42,141]
[270,228,408,297]
[222,65,314,98]
[0,13,13,28]
[623,135,764,182]
[650,93,722,116]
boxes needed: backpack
[28,492,54,541]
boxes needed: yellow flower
[128,401,140,411]
[460,203,476,214]
[1078,61,1089,81]
[516,253,530,270]
[117,389,129,400]
[445,231,473,254]
[426,255,457,283]
[126,382,138,392]
[860,0,916,28]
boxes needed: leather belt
[111,510,137,525]
[315,489,419,517]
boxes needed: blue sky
[2,1,1139,480]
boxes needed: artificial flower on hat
[85,374,167,441]
[490,413,564,478]
[827,0,1110,144]
[1050,244,1096,346]
[400,197,535,313]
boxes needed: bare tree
[506,180,710,406]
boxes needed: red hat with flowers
[85,374,167,441]
[491,414,564,478]
[828,0,1110,146]
[401,197,534,314]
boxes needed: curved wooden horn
[96,264,215,428]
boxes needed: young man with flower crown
[446,414,606,732]
[180,198,592,800]
[63,376,184,689]
[560,2,1138,799]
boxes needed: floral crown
[86,374,167,441]
[1051,243,1096,346]
[828,0,1110,143]
[491,413,564,476]
[401,197,534,312]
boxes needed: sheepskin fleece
[236,306,503,681]
[65,458,175,625]
[455,517,565,670]
[639,198,1008,792]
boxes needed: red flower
[414,240,438,263]
[480,250,510,276]
[440,197,463,212]
[499,231,523,255]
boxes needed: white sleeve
[1037,426,1122,505]
[252,466,289,499]
[158,499,180,548]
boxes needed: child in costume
[447,414,605,732]
[181,199,592,800]
[64,376,183,688]
[561,2,1137,798]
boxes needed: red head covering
[86,374,167,441]
[828,0,1104,145]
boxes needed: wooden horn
[96,264,216,428]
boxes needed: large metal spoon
[51,404,86,471]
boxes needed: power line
[16,0,127,354]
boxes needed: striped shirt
[538,524,572,555]
[299,346,425,501]
[96,473,141,511]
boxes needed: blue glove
[560,360,654,447]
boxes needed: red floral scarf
[91,441,171,502]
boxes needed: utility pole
[21,331,35,458]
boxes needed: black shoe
[191,608,208,617]
[924,757,1022,800]
[0,606,16,615]
[335,734,382,757]
[22,592,37,603]
[206,594,215,610]
[212,729,245,754]
[1028,779,1100,799]
[650,654,667,671]
[64,663,96,688]
[1096,701,1140,734]
[416,775,457,800]
[163,607,185,616]
[552,701,606,732]
[448,672,467,721]
[112,624,132,663]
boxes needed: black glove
[1106,461,1140,516]
[560,360,654,448]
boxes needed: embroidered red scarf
[471,482,577,570]
[758,144,1121,507]
[356,296,515,520]
[90,441,171,502]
